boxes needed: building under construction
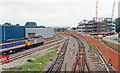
[77,18,115,35]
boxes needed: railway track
[8,37,63,59]
[71,35,116,73]
[72,36,90,73]
[8,37,66,63]
[46,38,69,73]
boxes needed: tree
[115,17,120,33]
[72,27,76,30]
[25,22,37,26]
[57,28,61,32]
[3,22,11,25]
[16,24,20,26]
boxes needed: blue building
[0,25,45,41]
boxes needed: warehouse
[25,28,54,38]
[0,26,25,41]
[0,25,54,41]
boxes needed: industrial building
[119,1,120,17]
[25,28,54,38]
[0,25,54,41]
[77,18,115,35]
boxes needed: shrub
[27,59,33,63]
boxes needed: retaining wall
[62,32,120,72]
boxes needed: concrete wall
[118,1,120,17]
[25,28,54,38]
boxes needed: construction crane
[96,0,98,22]
[110,0,116,34]
[111,0,116,20]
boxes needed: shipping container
[25,28,54,38]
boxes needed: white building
[119,1,120,17]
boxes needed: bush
[27,59,33,63]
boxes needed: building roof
[0,25,45,28]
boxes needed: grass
[3,45,60,71]
[47,45,60,51]
[87,41,96,48]
[87,41,102,55]
[87,41,103,64]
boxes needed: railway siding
[2,45,61,71]
[46,37,69,73]
[61,36,79,71]
[62,32,120,72]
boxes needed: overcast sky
[0,0,119,27]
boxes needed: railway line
[72,35,90,73]
[98,49,117,73]
[46,38,69,73]
[7,36,66,63]
[71,35,116,73]
[8,36,63,58]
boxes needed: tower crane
[112,0,116,20]
[96,0,98,22]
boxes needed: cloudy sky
[0,0,119,27]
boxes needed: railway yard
[1,0,120,73]
[0,33,118,73]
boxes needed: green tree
[25,22,37,26]
[57,28,61,32]
[16,24,20,26]
[115,17,120,33]
[3,22,11,25]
